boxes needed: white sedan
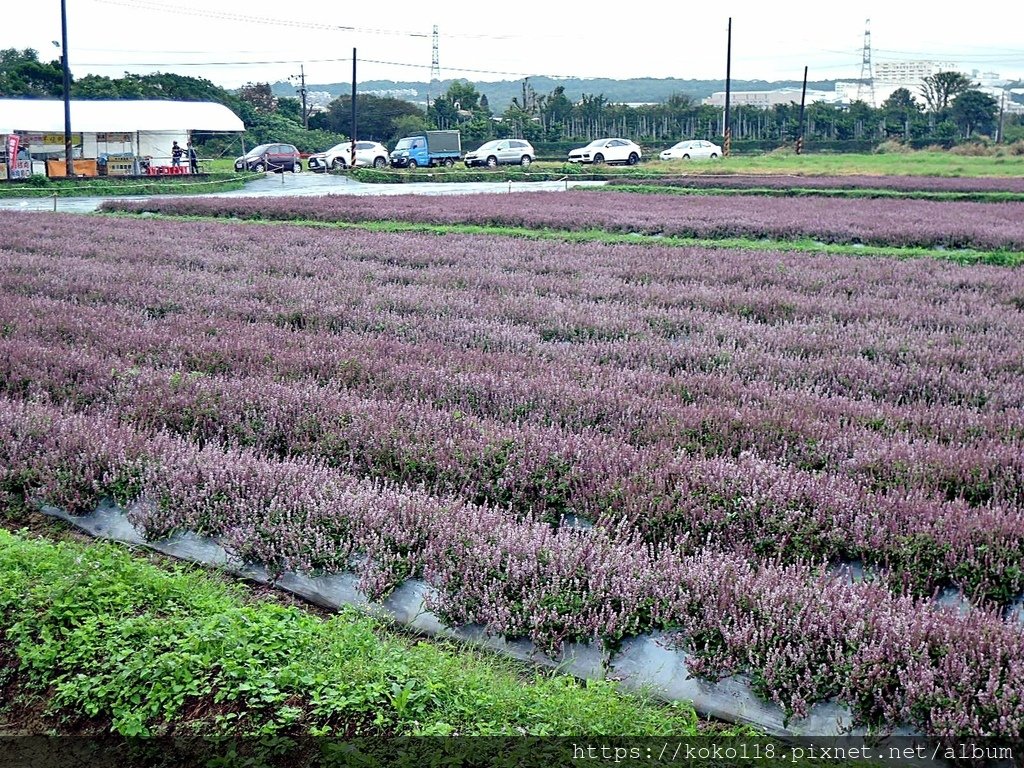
[567,138,642,165]
[307,141,390,172]
[659,140,722,161]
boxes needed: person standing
[171,141,183,168]
[187,142,199,174]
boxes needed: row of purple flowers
[100,190,1024,251]
[610,174,1024,194]
[3,395,1022,743]
[2,214,1023,603]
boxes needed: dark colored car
[234,143,302,173]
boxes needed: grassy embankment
[1,523,769,766]
[0,171,251,198]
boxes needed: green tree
[920,71,973,113]
[70,72,234,104]
[276,96,302,124]
[951,89,998,138]
[428,81,492,138]
[73,74,148,99]
[881,87,920,114]
[239,111,342,153]
[540,85,573,136]
[0,48,64,97]
[445,80,483,113]
[390,113,431,142]
[236,82,277,113]
[880,88,923,139]
[498,102,543,142]
[311,94,424,145]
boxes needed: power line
[74,54,575,79]
[91,0,425,36]
[90,0,526,41]
[873,46,1024,60]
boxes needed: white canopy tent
[0,99,244,172]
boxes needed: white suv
[567,138,641,165]
[308,141,390,172]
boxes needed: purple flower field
[2,209,1024,741]
[102,190,1024,251]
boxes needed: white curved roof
[0,99,244,134]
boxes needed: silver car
[464,139,535,168]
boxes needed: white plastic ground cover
[40,500,940,752]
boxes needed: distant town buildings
[873,60,959,86]
[703,59,1024,114]
[703,88,835,108]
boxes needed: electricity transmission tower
[857,18,875,107]
[430,25,440,82]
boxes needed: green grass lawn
[640,149,1024,177]
[0,527,724,752]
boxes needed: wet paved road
[0,172,607,213]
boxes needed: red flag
[5,134,19,165]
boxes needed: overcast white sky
[11,0,1024,90]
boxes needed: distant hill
[270,76,839,110]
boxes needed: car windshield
[245,144,272,157]
[476,141,501,151]
[328,143,349,154]
[394,138,415,150]
[586,140,607,148]
[672,142,690,150]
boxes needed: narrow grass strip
[0,527,706,743]
[0,175,250,198]
[100,210,1024,267]
[601,184,1024,204]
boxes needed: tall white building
[873,60,960,86]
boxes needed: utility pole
[997,88,1006,143]
[60,0,73,177]
[724,17,732,157]
[796,66,808,154]
[350,48,357,168]
[294,64,308,130]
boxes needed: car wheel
[486,156,498,169]
[293,161,302,173]
[710,153,719,159]
[331,157,347,170]
[253,162,265,173]
[593,153,605,164]
[408,159,418,169]
[627,153,639,165]
[682,154,690,160]
[373,157,387,168]
[443,157,455,168]
[520,155,532,167]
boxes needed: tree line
[2,48,1019,154]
